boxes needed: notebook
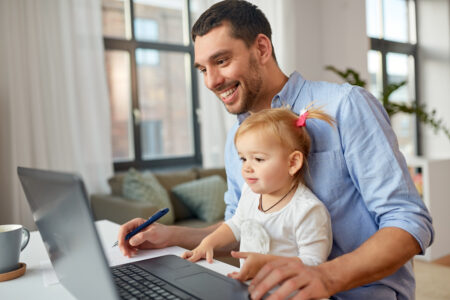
[17,167,249,300]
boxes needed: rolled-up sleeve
[338,87,434,254]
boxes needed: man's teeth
[220,87,237,98]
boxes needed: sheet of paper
[106,246,185,266]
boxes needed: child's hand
[227,251,273,281]
[181,241,215,263]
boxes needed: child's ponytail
[295,102,335,129]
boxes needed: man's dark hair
[191,0,277,61]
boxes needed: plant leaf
[325,66,450,142]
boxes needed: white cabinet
[406,156,450,261]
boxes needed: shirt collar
[237,71,306,124]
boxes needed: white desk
[0,220,240,300]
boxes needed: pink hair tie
[296,111,309,127]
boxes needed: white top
[226,183,332,266]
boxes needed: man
[118,1,434,299]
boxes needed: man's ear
[254,33,272,64]
[288,151,303,177]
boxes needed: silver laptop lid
[18,167,119,300]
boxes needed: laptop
[18,167,249,300]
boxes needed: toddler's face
[236,131,293,196]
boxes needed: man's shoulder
[303,78,355,101]
[293,77,369,116]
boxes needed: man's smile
[218,83,239,104]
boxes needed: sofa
[91,167,227,227]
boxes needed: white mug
[0,224,30,274]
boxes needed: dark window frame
[104,0,202,171]
[368,0,421,155]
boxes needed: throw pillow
[171,175,226,223]
[154,170,197,221]
[122,168,174,225]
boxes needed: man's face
[194,24,263,115]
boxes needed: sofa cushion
[108,174,125,196]
[171,175,226,223]
[194,167,227,182]
[154,170,197,221]
[122,168,174,224]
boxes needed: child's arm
[181,223,236,263]
[228,251,302,281]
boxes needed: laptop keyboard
[112,264,195,300]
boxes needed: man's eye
[217,58,227,65]
[199,68,206,74]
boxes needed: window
[366,0,419,155]
[102,0,201,170]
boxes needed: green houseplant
[325,66,450,141]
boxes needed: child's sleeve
[295,198,333,266]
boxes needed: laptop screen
[18,167,119,299]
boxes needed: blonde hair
[234,105,335,185]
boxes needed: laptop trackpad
[176,272,236,298]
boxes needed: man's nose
[205,68,224,91]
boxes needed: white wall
[417,0,450,158]
[289,0,369,83]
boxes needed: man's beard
[218,55,263,115]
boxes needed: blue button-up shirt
[223,72,434,300]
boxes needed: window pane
[392,113,416,155]
[134,0,189,45]
[102,0,131,39]
[136,49,194,159]
[190,0,203,26]
[366,0,382,38]
[387,53,414,102]
[105,50,134,161]
[386,52,416,156]
[383,0,408,42]
[367,50,383,98]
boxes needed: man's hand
[118,218,173,258]
[227,251,273,281]
[248,257,331,300]
[181,240,215,263]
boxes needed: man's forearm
[318,227,422,294]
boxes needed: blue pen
[112,208,169,248]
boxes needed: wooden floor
[433,254,450,267]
